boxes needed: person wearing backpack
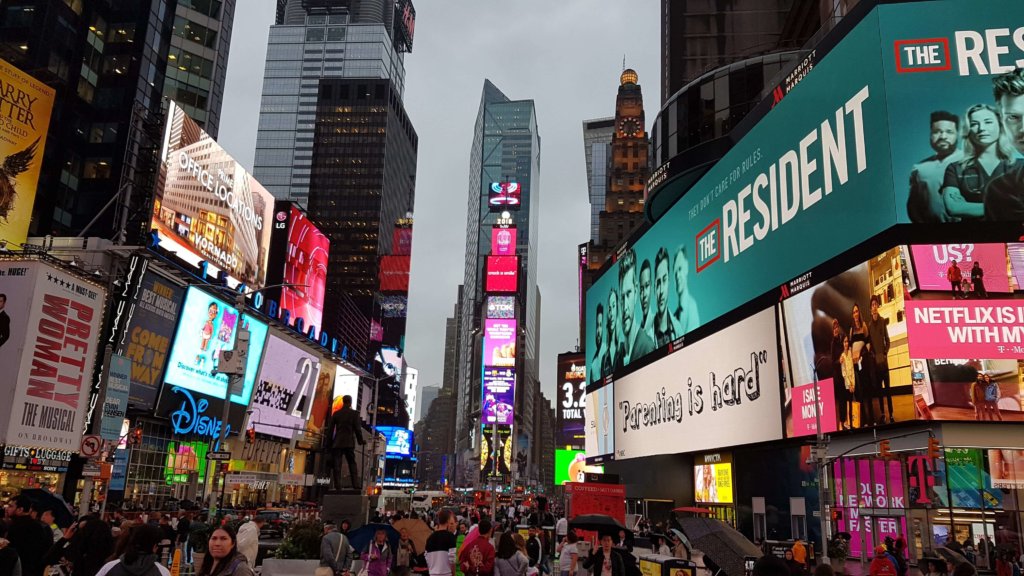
[196,526,255,576]
[94,524,171,576]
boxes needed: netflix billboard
[0,260,107,451]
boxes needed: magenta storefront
[834,458,910,559]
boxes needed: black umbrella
[348,523,400,554]
[677,517,760,576]
[569,514,632,538]
[20,488,75,528]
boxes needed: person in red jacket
[870,545,898,576]
[459,519,495,576]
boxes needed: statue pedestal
[321,492,375,529]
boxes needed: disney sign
[168,386,231,441]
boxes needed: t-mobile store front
[832,457,909,562]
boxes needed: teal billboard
[587,0,1024,381]
[587,11,896,382]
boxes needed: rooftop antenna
[622,54,626,71]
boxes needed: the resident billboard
[556,352,586,449]
[266,202,330,331]
[163,286,269,405]
[0,59,54,247]
[152,101,275,289]
[612,307,782,460]
[0,261,106,452]
[251,334,321,439]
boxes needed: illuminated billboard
[909,243,1011,294]
[486,296,515,319]
[164,441,208,485]
[480,425,513,477]
[585,383,614,462]
[483,319,516,367]
[555,449,604,485]
[0,261,106,452]
[164,287,269,404]
[556,353,586,449]
[482,366,514,425]
[379,255,411,292]
[491,227,517,256]
[377,426,414,456]
[332,367,360,414]
[694,455,734,504]
[152,101,275,289]
[117,271,185,409]
[266,203,330,330]
[488,182,521,209]
[486,255,518,293]
[251,335,321,438]
[0,59,55,246]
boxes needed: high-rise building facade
[253,0,409,207]
[454,80,541,487]
[0,0,233,240]
[417,385,439,423]
[254,0,418,369]
[588,69,651,269]
[164,0,236,137]
[582,118,614,245]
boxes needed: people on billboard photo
[670,246,700,335]
[590,303,606,384]
[615,249,655,370]
[603,287,621,379]
[652,247,677,348]
[637,258,655,343]
[901,68,1024,223]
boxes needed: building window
[3,4,35,27]
[306,14,327,25]
[82,158,112,179]
[305,27,325,42]
[326,27,346,42]
[107,23,135,43]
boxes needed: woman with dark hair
[556,532,579,576]
[197,526,254,576]
[95,524,171,576]
[495,532,528,576]
[0,522,22,576]
[44,516,115,576]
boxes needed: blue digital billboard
[377,426,414,456]
[164,287,269,404]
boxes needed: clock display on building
[618,117,641,137]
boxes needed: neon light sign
[168,386,231,442]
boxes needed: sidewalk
[835,560,925,576]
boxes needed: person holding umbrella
[582,534,624,576]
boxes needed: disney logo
[169,386,231,440]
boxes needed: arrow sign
[207,451,232,461]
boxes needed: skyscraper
[417,385,439,423]
[254,0,418,367]
[254,0,410,207]
[582,118,614,245]
[455,80,541,487]
[0,0,234,240]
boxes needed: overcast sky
[218,0,660,416]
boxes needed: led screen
[486,255,518,293]
[332,367,360,414]
[251,335,321,438]
[555,449,603,485]
[491,227,517,256]
[585,383,614,461]
[379,255,411,292]
[482,366,515,425]
[280,205,330,328]
[152,101,275,289]
[483,319,516,367]
[488,182,521,209]
[164,287,269,404]
[164,441,208,485]
[486,296,515,319]
[377,426,414,456]
[694,462,734,504]
[556,353,586,449]
[910,243,1010,293]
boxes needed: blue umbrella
[348,523,400,554]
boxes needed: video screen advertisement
[265,202,330,331]
[480,425,513,477]
[585,383,614,462]
[491,227,517,256]
[303,360,337,448]
[379,255,411,292]
[486,296,515,319]
[483,318,516,367]
[613,307,783,460]
[489,182,521,209]
[555,449,604,485]
[115,271,185,409]
[482,366,514,425]
[377,426,414,456]
[486,255,518,293]
[902,241,1024,423]
[250,334,321,439]
[0,261,106,452]
[586,12,898,382]
[556,352,586,449]
[152,101,275,289]
[163,287,269,405]
[694,453,734,504]
[880,0,1024,226]
[0,59,55,247]
[779,247,914,437]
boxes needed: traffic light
[130,427,143,446]
[927,437,941,462]
[246,426,256,445]
[879,439,893,459]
